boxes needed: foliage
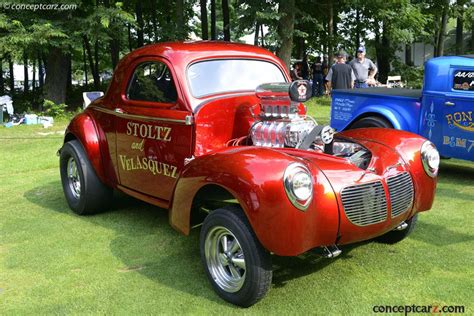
[390,60,425,89]
[42,99,67,118]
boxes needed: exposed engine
[247,81,372,170]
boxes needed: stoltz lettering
[118,155,178,178]
[126,122,172,142]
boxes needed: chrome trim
[341,181,388,226]
[204,226,246,293]
[387,172,414,218]
[89,106,194,125]
[283,163,313,211]
[421,141,440,178]
[395,222,408,231]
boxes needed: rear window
[453,70,474,91]
[187,59,286,98]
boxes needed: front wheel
[200,207,272,307]
[60,140,112,215]
[377,214,418,244]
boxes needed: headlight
[421,141,440,177]
[283,163,313,210]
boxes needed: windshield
[187,59,286,99]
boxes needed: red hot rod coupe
[59,42,439,307]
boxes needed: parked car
[330,55,474,162]
[59,42,439,307]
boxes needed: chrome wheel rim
[205,226,246,293]
[67,157,81,200]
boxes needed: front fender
[350,104,417,132]
[169,146,340,256]
[63,113,107,184]
[339,128,437,215]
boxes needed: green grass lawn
[1,107,473,314]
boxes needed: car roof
[120,41,280,66]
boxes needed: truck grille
[387,172,414,218]
[341,181,388,226]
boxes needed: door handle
[444,101,455,106]
[114,108,125,114]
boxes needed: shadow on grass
[439,161,474,184]
[25,181,358,306]
[410,221,474,247]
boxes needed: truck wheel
[376,214,418,244]
[350,116,393,129]
[60,140,112,215]
[200,206,272,307]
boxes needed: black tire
[376,214,418,244]
[350,116,393,129]
[60,140,112,215]
[200,206,272,307]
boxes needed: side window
[127,61,178,103]
[453,70,474,91]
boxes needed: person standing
[290,62,303,81]
[311,56,324,97]
[325,50,355,91]
[350,46,377,88]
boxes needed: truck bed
[333,87,422,100]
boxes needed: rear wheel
[60,140,112,215]
[200,206,272,307]
[350,116,393,129]
[377,214,418,244]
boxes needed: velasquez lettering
[126,122,172,142]
[119,155,178,178]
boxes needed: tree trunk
[210,0,216,40]
[32,58,36,92]
[455,2,464,55]
[38,52,44,89]
[405,44,413,66]
[437,1,449,57]
[200,0,208,40]
[110,38,120,70]
[260,24,265,47]
[375,22,391,84]
[276,0,295,70]
[151,0,158,42]
[83,36,100,90]
[176,0,185,40]
[127,23,133,51]
[136,1,144,47]
[328,0,334,65]
[355,8,361,51]
[0,57,4,95]
[254,20,260,46]
[82,43,88,86]
[23,53,28,93]
[222,0,230,41]
[44,47,68,104]
[8,56,14,95]
[472,21,474,51]
[66,53,72,93]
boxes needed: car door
[114,57,194,201]
[440,68,474,161]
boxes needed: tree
[211,0,217,40]
[455,0,466,55]
[276,0,295,70]
[222,0,231,41]
[200,0,209,39]
[436,0,449,56]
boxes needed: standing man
[326,50,355,91]
[311,56,324,97]
[350,46,377,88]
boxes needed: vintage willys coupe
[59,42,439,306]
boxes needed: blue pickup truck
[330,55,474,162]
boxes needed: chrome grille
[341,181,387,226]
[387,172,414,218]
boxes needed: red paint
[63,42,437,257]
